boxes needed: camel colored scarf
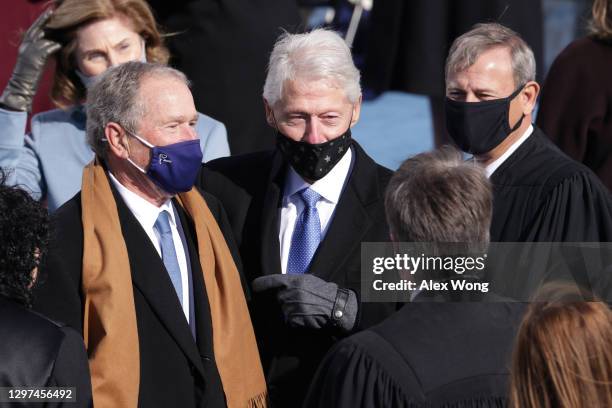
[80,159,267,407]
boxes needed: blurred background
[1,0,593,169]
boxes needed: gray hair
[263,28,361,106]
[385,147,492,243]
[445,23,536,88]
[86,61,189,160]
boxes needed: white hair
[263,28,361,106]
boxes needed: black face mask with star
[276,127,353,181]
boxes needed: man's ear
[263,98,276,128]
[350,94,362,127]
[105,122,130,159]
[521,81,540,115]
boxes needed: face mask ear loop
[123,128,151,174]
[507,85,527,134]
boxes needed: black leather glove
[252,274,358,332]
[0,9,61,112]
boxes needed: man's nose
[465,92,480,103]
[302,118,325,144]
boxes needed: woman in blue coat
[0,0,230,212]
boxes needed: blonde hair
[589,0,612,39]
[510,285,612,408]
[46,0,169,108]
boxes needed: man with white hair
[198,29,397,405]
[444,23,612,242]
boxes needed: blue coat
[0,106,229,212]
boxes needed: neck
[476,116,531,166]
[107,158,170,207]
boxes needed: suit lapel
[111,186,207,380]
[259,152,286,276]
[309,144,381,281]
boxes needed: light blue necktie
[287,188,322,274]
[155,210,183,306]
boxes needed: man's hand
[252,274,358,332]
[0,9,61,112]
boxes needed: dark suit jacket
[0,296,92,408]
[198,142,398,406]
[33,183,241,407]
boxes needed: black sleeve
[32,197,84,332]
[46,327,92,408]
[525,172,612,242]
[303,333,415,408]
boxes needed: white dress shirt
[278,148,354,274]
[485,124,534,178]
[108,172,190,322]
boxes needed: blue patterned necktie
[155,210,183,306]
[287,188,322,274]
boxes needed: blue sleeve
[0,107,45,200]
[196,112,230,162]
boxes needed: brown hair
[510,285,612,408]
[385,146,492,243]
[45,0,169,108]
[589,0,612,40]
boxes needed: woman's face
[74,15,144,77]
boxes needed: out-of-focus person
[509,285,612,408]
[537,0,612,191]
[33,62,266,407]
[445,22,612,242]
[148,0,301,155]
[0,175,92,407]
[304,147,526,408]
[0,0,229,213]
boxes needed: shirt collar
[283,146,354,204]
[484,124,534,178]
[108,172,176,230]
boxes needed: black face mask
[276,128,353,181]
[445,86,526,155]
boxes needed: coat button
[201,355,212,362]
[334,310,344,319]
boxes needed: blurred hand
[0,9,61,112]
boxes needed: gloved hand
[252,274,358,333]
[0,9,61,112]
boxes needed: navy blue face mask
[126,131,203,194]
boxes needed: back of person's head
[589,0,612,40]
[445,22,536,89]
[0,174,49,307]
[510,284,612,408]
[385,146,492,243]
[263,28,361,107]
[46,0,169,107]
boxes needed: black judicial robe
[489,126,612,242]
[304,301,526,408]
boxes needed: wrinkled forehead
[277,77,351,107]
